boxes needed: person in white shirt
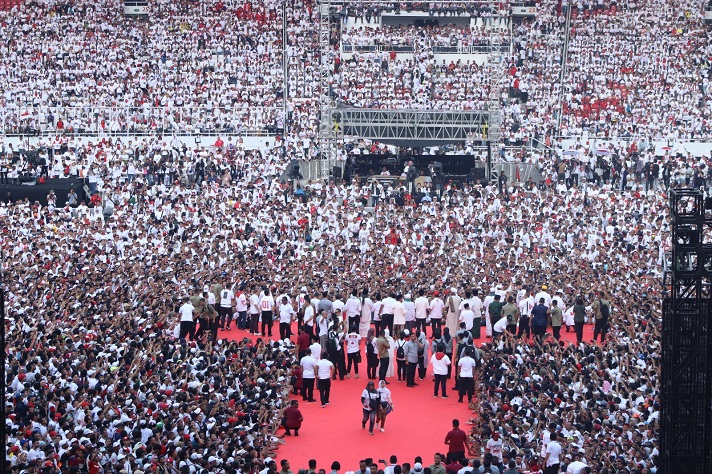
[457,346,477,403]
[344,290,363,330]
[534,284,553,308]
[249,286,261,335]
[218,285,235,330]
[493,315,509,340]
[345,326,362,378]
[235,286,249,330]
[544,432,563,474]
[565,456,589,474]
[316,310,330,348]
[259,288,276,337]
[359,290,374,338]
[403,294,415,333]
[459,303,475,332]
[278,296,296,340]
[429,291,445,334]
[430,344,451,398]
[393,294,406,335]
[300,352,317,402]
[314,356,335,407]
[303,295,316,336]
[178,296,195,340]
[517,289,535,340]
[380,293,398,336]
[485,432,503,465]
[414,289,430,335]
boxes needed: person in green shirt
[429,453,446,474]
[488,295,505,332]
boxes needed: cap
[542,285,548,290]
[413,463,423,471]
[433,291,440,296]
[264,457,274,464]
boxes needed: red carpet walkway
[223,323,594,471]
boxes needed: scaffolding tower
[318,0,512,158]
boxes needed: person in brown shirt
[376,330,390,382]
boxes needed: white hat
[405,293,411,299]
[451,287,458,293]
[413,463,423,471]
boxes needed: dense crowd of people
[1,125,669,473]
[1,0,709,145]
[1,0,710,472]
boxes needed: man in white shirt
[403,294,415,333]
[534,284,552,308]
[344,290,363,331]
[345,328,362,378]
[565,455,589,474]
[278,296,296,340]
[429,291,445,334]
[457,346,477,403]
[177,296,195,340]
[430,345,451,398]
[314,355,335,407]
[219,285,235,330]
[235,286,249,330]
[259,288,276,337]
[544,432,562,474]
[459,303,475,332]
[379,293,398,336]
[303,295,316,336]
[249,286,261,335]
[517,288,535,340]
[414,289,430,335]
[300,352,317,403]
[485,432,503,466]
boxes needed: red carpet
[222,322,595,471]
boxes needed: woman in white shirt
[376,380,394,432]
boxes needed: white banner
[512,6,537,16]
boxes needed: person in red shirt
[297,325,311,359]
[282,400,304,436]
[444,419,468,464]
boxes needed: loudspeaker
[332,166,342,180]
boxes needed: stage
[0,178,86,206]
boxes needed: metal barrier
[491,161,542,184]
[342,42,510,54]
[0,105,284,137]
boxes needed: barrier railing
[0,106,285,137]
[342,42,510,54]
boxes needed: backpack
[396,341,405,360]
[598,300,610,319]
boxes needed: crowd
[1,124,669,473]
[1,0,708,472]
[1,0,708,147]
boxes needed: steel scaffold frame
[318,0,511,152]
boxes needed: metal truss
[340,108,489,143]
[660,188,712,474]
[485,0,510,154]
[320,0,512,151]
[318,0,339,159]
